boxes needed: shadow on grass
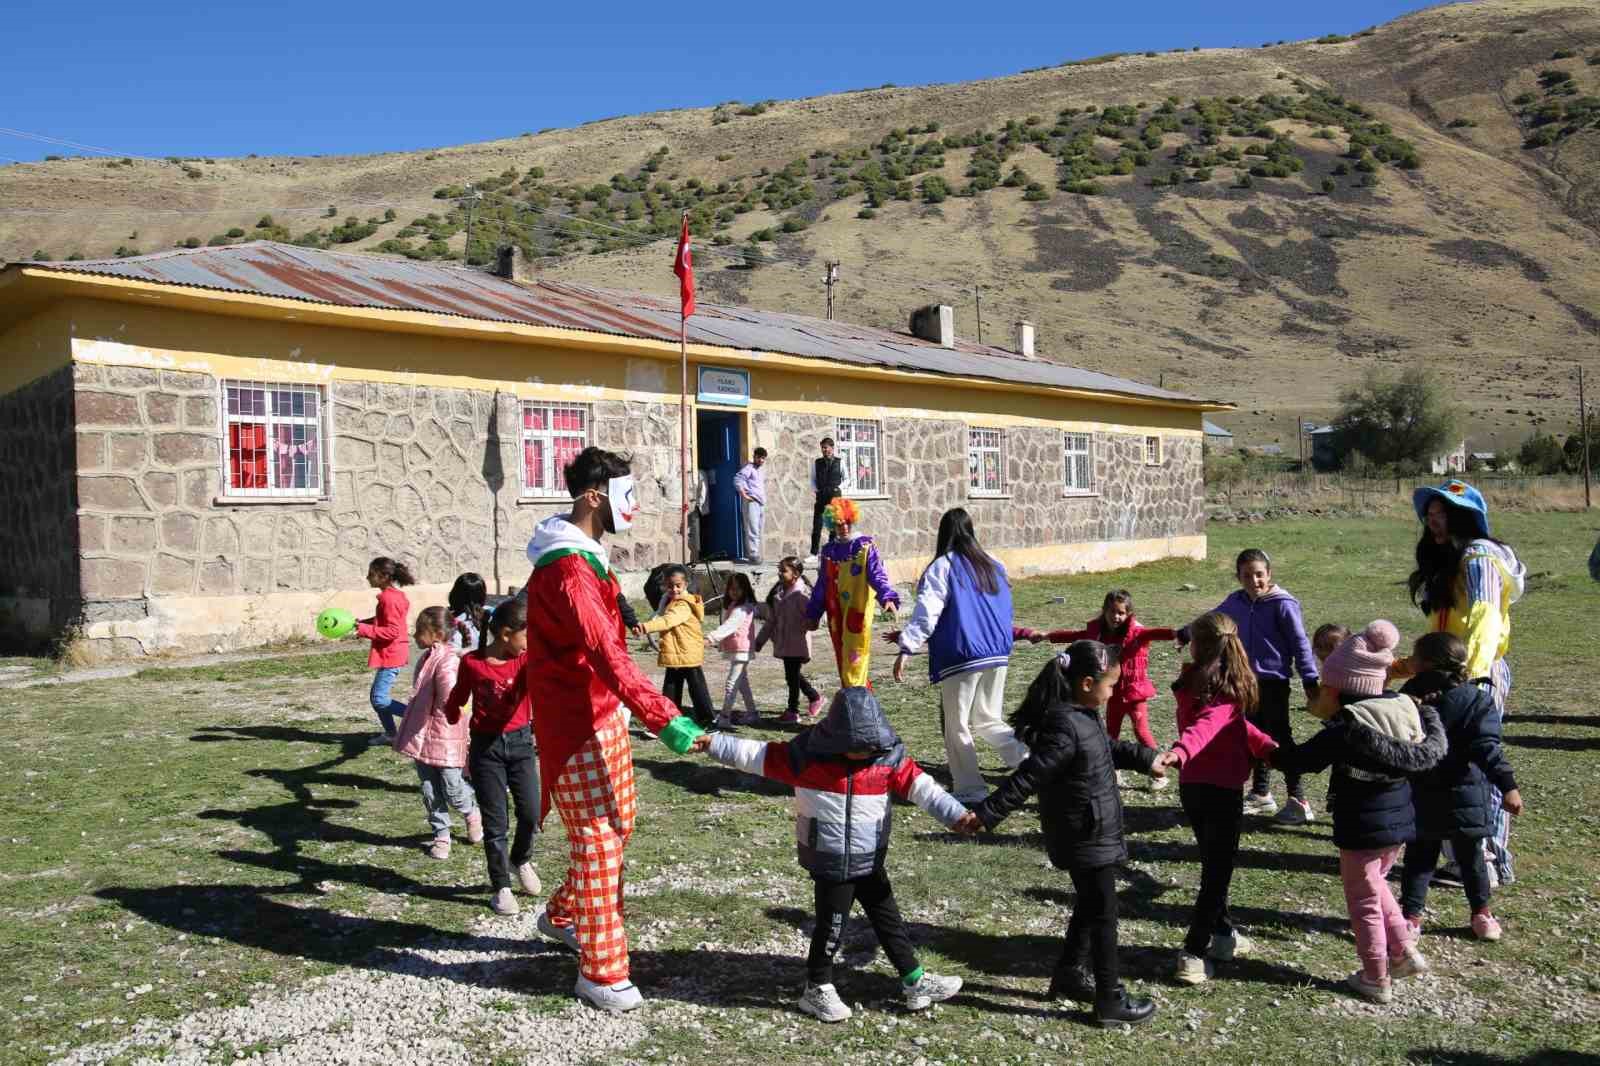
[1504,714,1600,729]
[1503,733,1600,753]
[631,756,791,798]
[1021,885,1352,937]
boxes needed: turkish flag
[673,215,695,319]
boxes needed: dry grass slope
[3,0,1598,450]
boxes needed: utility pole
[1297,416,1305,470]
[461,185,482,266]
[823,260,839,320]
[974,287,983,345]
[1581,363,1592,509]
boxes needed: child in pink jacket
[706,573,762,728]
[1152,612,1278,985]
[393,607,482,859]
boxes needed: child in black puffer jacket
[971,641,1165,1028]
[1398,632,1524,943]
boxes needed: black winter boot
[1046,964,1096,1004]
[1093,984,1156,1028]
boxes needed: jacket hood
[789,687,905,771]
[1340,695,1446,778]
[680,594,705,620]
[1253,585,1298,605]
[1465,539,1526,606]
[526,514,610,575]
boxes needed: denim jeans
[369,667,407,736]
[416,763,477,837]
[468,725,539,890]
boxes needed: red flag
[673,215,695,319]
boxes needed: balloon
[316,607,356,639]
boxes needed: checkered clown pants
[544,712,637,984]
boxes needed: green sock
[901,966,924,987]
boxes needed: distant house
[1203,419,1234,453]
[1429,441,1468,476]
[1307,423,1466,474]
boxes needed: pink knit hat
[1321,620,1400,697]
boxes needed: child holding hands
[691,687,975,1023]
[641,564,715,726]
[704,572,762,728]
[393,607,483,859]
[755,557,823,723]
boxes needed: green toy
[658,715,706,755]
[316,607,356,639]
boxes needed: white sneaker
[1174,952,1213,984]
[1390,947,1429,980]
[903,972,962,1010]
[1207,931,1252,962]
[1346,971,1392,1004]
[1274,798,1314,825]
[490,888,519,916]
[1243,792,1279,816]
[516,862,541,896]
[1116,770,1127,787]
[1151,773,1170,791]
[537,909,580,953]
[576,975,643,1012]
[797,982,852,1023]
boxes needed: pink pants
[1338,846,1413,983]
[1106,699,1156,749]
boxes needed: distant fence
[1208,473,1588,508]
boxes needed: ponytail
[1010,640,1117,745]
[370,556,417,588]
[1185,611,1259,715]
[1413,631,1471,688]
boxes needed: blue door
[696,410,742,560]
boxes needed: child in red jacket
[354,556,416,743]
[1047,590,1179,780]
[1152,612,1278,985]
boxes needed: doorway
[696,409,743,561]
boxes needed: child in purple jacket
[1182,548,1320,824]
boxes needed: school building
[0,241,1228,659]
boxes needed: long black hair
[1009,641,1118,746]
[929,507,1000,595]
[1407,504,1504,615]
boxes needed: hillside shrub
[857,207,877,219]
[256,215,275,228]
[1552,49,1577,60]
[226,227,245,238]
[922,175,949,202]
[780,217,806,233]
[1447,117,1477,128]
[1518,433,1566,474]
[182,237,202,248]
[1321,177,1336,193]
[1022,182,1049,201]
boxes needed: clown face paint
[601,475,639,534]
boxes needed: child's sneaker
[369,731,394,746]
[1150,773,1170,791]
[713,715,734,730]
[1243,792,1279,816]
[427,835,452,860]
[575,975,643,1012]
[537,909,580,953]
[465,809,484,845]
[902,972,962,1010]
[1115,770,1127,787]
[1174,952,1213,984]
[1404,914,1422,940]
[735,710,761,726]
[1207,931,1251,961]
[490,888,519,916]
[1345,971,1393,1004]
[1471,911,1503,942]
[797,982,852,1023]
[1274,798,1315,825]
[1391,947,1429,979]
[779,710,800,724]
[1094,985,1157,1028]
[516,862,541,896]
[807,695,824,718]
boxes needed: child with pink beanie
[1268,620,1447,1004]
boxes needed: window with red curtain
[521,402,590,496]
[223,381,325,497]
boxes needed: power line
[0,126,173,163]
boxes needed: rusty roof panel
[11,242,1221,405]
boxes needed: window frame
[835,417,884,497]
[1144,434,1164,466]
[966,426,1009,498]
[1063,432,1095,496]
[218,379,330,501]
[519,400,593,499]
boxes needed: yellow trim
[17,267,1230,413]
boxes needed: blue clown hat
[1412,479,1489,540]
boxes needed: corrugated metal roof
[10,241,1222,406]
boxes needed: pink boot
[465,809,484,845]
[807,695,824,718]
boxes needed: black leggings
[662,666,714,726]
[808,868,919,986]
[1251,678,1305,800]
[468,725,539,891]
[1180,783,1243,956]
[1061,864,1120,993]
[783,657,819,712]
[1401,834,1492,916]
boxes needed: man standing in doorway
[809,437,844,562]
[735,447,767,564]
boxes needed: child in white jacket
[706,573,762,727]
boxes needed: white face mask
[600,475,638,534]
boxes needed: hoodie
[1271,692,1446,849]
[521,514,683,820]
[1201,586,1319,685]
[1430,538,1527,679]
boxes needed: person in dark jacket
[808,437,845,559]
[1398,632,1524,943]
[971,642,1164,1027]
[1269,621,1447,1005]
[693,688,977,1023]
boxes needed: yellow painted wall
[59,295,1202,438]
[0,301,73,394]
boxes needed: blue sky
[3,0,1437,162]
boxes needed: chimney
[909,304,955,348]
[1014,320,1035,357]
[496,244,532,283]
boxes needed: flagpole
[679,211,690,564]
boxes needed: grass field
[3,512,1599,1065]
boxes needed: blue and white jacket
[897,552,1023,683]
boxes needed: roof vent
[1014,320,1035,357]
[909,304,954,348]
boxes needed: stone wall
[0,365,79,643]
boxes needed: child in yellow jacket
[642,564,716,726]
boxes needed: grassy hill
[4,0,1599,451]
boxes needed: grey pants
[743,499,764,561]
[416,762,477,837]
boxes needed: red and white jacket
[708,734,967,880]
